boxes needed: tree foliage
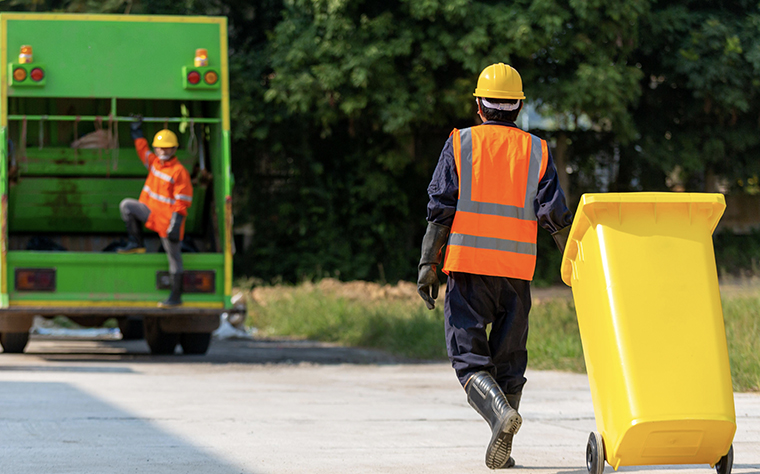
[2,0,760,282]
[252,0,651,282]
[633,1,760,192]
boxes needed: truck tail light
[15,268,56,292]
[187,70,201,85]
[30,67,44,82]
[204,70,218,85]
[157,271,215,293]
[13,68,27,81]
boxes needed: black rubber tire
[0,332,30,354]
[715,444,734,474]
[118,317,145,340]
[180,332,212,355]
[144,317,179,355]
[586,431,605,474]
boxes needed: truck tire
[118,317,144,340]
[144,317,179,355]
[0,332,30,353]
[180,332,212,355]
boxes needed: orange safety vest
[134,138,193,239]
[442,124,549,280]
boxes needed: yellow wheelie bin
[560,193,735,474]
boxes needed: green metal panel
[3,16,223,100]
[14,147,196,177]
[7,251,224,302]
[8,177,205,233]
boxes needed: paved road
[1,336,759,474]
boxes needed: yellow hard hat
[152,129,179,148]
[473,63,525,100]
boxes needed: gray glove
[130,114,144,140]
[417,222,450,310]
[167,212,184,242]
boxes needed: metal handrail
[7,114,221,123]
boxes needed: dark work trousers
[444,271,531,395]
[119,198,184,274]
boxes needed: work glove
[552,226,570,254]
[167,212,184,242]
[130,114,144,141]
[417,222,451,310]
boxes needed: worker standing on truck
[416,63,572,469]
[117,116,193,308]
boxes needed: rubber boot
[158,273,183,308]
[465,372,522,469]
[118,216,146,254]
[502,392,523,468]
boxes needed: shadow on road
[0,381,252,474]
[19,335,415,366]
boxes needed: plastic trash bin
[560,193,735,474]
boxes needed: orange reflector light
[13,68,27,82]
[194,48,208,67]
[15,268,56,292]
[187,70,201,85]
[204,70,218,85]
[19,45,33,64]
[157,271,215,293]
[30,67,44,82]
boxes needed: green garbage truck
[0,13,240,354]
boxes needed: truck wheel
[180,332,212,355]
[118,317,144,340]
[1,332,30,353]
[144,317,179,355]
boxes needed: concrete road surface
[1,336,759,474]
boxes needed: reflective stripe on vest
[443,126,546,279]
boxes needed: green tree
[633,1,760,193]
[253,0,649,282]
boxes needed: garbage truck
[0,13,241,354]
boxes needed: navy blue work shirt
[426,121,573,234]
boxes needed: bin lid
[560,192,726,286]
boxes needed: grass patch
[246,279,760,391]
[527,299,585,373]
[247,280,447,360]
[723,295,760,392]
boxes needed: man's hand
[130,114,144,140]
[416,222,450,310]
[167,212,184,242]
[417,264,440,310]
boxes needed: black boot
[118,216,146,254]
[502,392,523,468]
[466,372,522,469]
[158,273,183,308]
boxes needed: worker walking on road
[118,117,193,308]
[417,63,572,469]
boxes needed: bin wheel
[586,431,605,474]
[715,444,733,474]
